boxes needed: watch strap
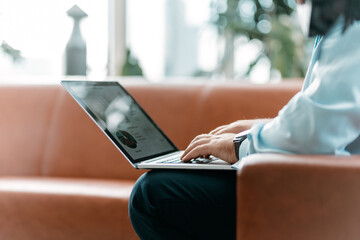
[233,130,250,160]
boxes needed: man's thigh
[131,169,236,239]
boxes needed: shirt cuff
[238,138,250,160]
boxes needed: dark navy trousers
[129,170,236,240]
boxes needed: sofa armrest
[237,154,360,240]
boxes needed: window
[126,0,219,81]
[126,0,310,83]
[0,0,108,82]
[0,0,310,84]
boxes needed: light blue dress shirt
[240,17,360,159]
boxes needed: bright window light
[0,0,108,82]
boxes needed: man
[129,0,360,239]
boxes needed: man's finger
[182,137,211,159]
[182,144,211,162]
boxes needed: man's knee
[129,172,147,211]
[129,171,163,215]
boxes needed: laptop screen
[61,81,178,164]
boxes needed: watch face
[234,131,249,160]
[234,140,241,161]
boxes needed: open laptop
[61,80,238,170]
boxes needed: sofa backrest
[0,86,59,176]
[0,81,301,180]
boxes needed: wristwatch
[233,130,250,160]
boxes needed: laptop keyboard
[159,156,218,164]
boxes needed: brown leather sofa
[1,80,358,240]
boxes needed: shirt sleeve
[246,21,360,156]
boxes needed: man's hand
[180,133,238,164]
[181,119,271,163]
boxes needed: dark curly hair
[310,0,360,35]
[343,0,360,32]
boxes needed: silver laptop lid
[61,81,178,164]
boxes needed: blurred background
[0,0,315,84]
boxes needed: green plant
[121,49,143,76]
[0,41,23,63]
[211,0,308,79]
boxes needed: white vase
[65,5,88,76]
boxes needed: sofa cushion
[0,177,138,240]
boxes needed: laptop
[61,80,239,170]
